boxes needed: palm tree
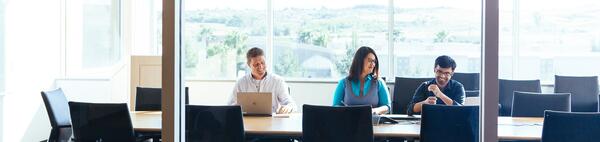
[434,30,449,43]
[224,31,248,56]
[275,48,301,77]
[312,32,329,47]
[223,31,249,74]
[205,31,248,76]
[197,27,214,48]
[336,32,359,76]
[298,30,313,44]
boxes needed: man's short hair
[435,55,456,70]
[246,47,264,63]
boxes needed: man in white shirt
[227,47,297,114]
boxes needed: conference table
[131,111,543,141]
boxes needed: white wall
[55,79,112,102]
[0,0,5,139]
[4,65,130,142]
[55,74,129,104]
[186,80,339,109]
[186,79,561,112]
[110,65,131,104]
[0,0,134,140]
[186,80,395,112]
[0,93,4,141]
[2,0,62,141]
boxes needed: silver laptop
[237,92,273,116]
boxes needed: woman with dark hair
[332,46,391,115]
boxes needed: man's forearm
[412,102,423,113]
[437,93,454,105]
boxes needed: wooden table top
[131,112,543,140]
[131,111,162,132]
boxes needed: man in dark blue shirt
[407,55,466,115]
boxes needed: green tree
[205,31,249,76]
[298,30,314,44]
[388,29,405,42]
[297,30,329,47]
[275,48,302,77]
[312,32,329,47]
[206,44,229,76]
[226,15,243,27]
[196,27,215,48]
[434,30,449,43]
[184,38,199,76]
[336,31,359,76]
[224,31,249,74]
[224,31,249,61]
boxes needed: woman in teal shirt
[332,46,391,115]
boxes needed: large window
[182,0,487,81]
[0,0,5,92]
[273,0,389,79]
[500,0,600,83]
[394,0,481,77]
[65,0,122,77]
[183,0,267,79]
[131,0,162,55]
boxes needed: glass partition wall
[166,0,504,141]
[496,0,600,140]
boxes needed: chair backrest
[302,104,373,142]
[511,92,571,117]
[185,87,190,105]
[420,105,479,142]
[554,75,599,112]
[452,72,480,91]
[68,102,136,142]
[50,127,73,142]
[186,105,244,142]
[136,87,190,111]
[499,79,541,116]
[135,87,162,111]
[393,77,433,114]
[542,110,600,142]
[41,88,71,128]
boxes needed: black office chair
[554,75,599,112]
[186,105,244,142]
[68,102,136,142]
[135,87,162,111]
[420,104,479,142]
[303,104,373,142]
[41,88,73,142]
[135,87,190,111]
[511,92,571,117]
[499,79,541,116]
[393,77,433,114]
[452,72,480,91]
[542,110,600,142]
[135,87,190,141]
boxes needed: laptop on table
[237,92,273,116]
